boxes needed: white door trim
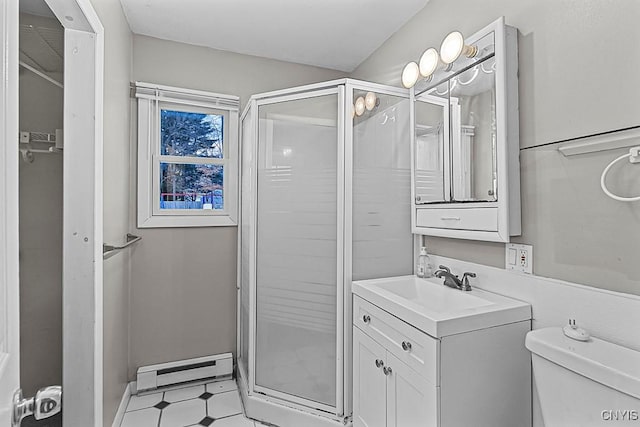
[43,0,104,425]
[0,0,20,421]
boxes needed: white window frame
[136,82,239,227]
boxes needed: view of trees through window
[160,109,224,210]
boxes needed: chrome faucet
[434,265,476,291]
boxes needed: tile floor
[120,379,270,427]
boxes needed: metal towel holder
[103,233,142,259]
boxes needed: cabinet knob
[375,359,384,368]
[401,341,412,351]
[383,366,393,376]
[362,314,371,324]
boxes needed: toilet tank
[526,327,640,427]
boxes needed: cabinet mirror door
[449,56,498,202]
[414,84,449,204]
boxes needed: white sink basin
[352,275,531,338]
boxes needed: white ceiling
[119,0,428,72]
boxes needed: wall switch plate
[506,243,533,274]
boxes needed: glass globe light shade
[401,62,420,89]
[440,31,477,64]
[419,48,439,78]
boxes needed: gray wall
[89,0,134,424]
[18,13,64,397]
[351,0,640,295]
[128,35,344,378]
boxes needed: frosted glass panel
[256,94,338,407]
[239,108,253,378]
[353,92,413,280]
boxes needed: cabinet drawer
[354,295,439,385]
[416,207,498,231]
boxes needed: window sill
[137,214,237,228]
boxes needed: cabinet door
[386,353,439,427]
[353,327,387,427]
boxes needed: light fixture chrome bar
[558,127,640,157]
[19,60,63,88]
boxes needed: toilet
[526,327,640,427]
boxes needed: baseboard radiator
[136,353,233,392]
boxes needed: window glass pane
[160,163,224,210]
[161,109,224,158]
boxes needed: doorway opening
[18,2,64,425]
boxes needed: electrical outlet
[506,243,533,274]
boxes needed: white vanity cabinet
[352,294,531,427]
[411,18,521,242]
[354,328,436,427]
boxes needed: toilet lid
[526,327,640,399]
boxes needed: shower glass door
[253,88,343,413]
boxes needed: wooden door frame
[0,0,21,421]
[1,0,104,425]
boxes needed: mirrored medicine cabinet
[411,17,521,242]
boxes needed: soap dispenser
[416,246,434,278]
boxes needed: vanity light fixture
[354,96,366,116]
[440,31,477,64]
[401,61,420,88]
[419,48,439,79]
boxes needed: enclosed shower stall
[238,79,414,426]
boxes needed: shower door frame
[247,83,347,419]
[237,79,410,424]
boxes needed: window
[136,82,239,227]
